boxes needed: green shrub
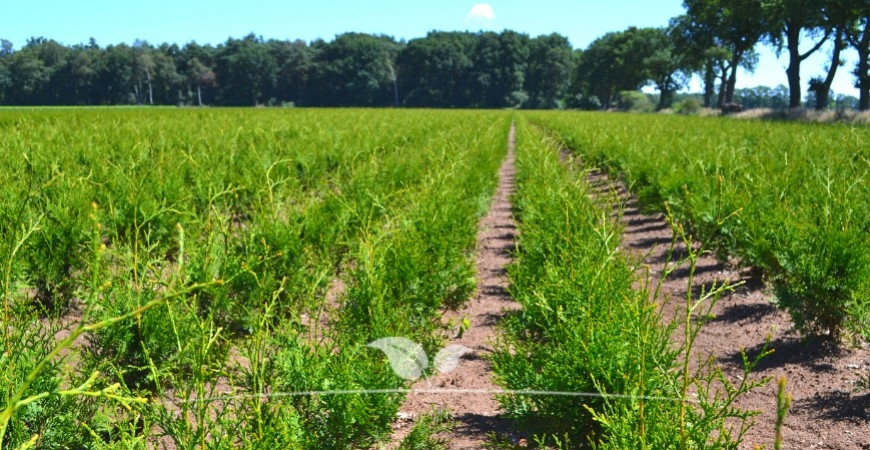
[618,91,655,113]
[674,97,703,115]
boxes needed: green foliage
[0,108,511,448]
[397,409,454,450]
[535,111,870,340]
[674,97,703,115]
[491,119,766,448]
[1,320,87,449]
[617,90,655,112]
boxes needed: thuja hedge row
[491,117,763,449]
[1,108,509,449]
[533,111,870,340]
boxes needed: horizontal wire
[182,388,695,404]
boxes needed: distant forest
[1,0,868,110]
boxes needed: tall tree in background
[765,0,849,109]
[267,39,313,106]
[99,44,134,104]
[683,0,767,106]
[151,43,185,105]
[468,31,531,108]
[577,28,655,109]
[307,33,401,107]
[643,27,693,109]
[564,48,593,108]
[5,39,51,105]
[807,0,860,110]
[846,2,870,110]
[131,40,155,105]
[670,14,729,107]
[180,42,216,106]
[66,41,102,104]
[525,33,573,109]
[215,34,278,106]
[396,32,475,108]
[0,40,12,103]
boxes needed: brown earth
[387,124,522,449]
[586,170,870,450]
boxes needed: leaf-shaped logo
[367,337,429,381]
[433,344,470,374]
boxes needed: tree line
[1,0,868,110]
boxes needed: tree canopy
[0,3,868,110]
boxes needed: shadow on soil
[453,414,515,442]
[709,302,778,324]
[722,337,848,372]
[628,222,671,234]
[629,235,676,250]
[793,390,870,422]
[480,283,510,298]
[624,214,666,228]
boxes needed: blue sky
[0,0,859,97]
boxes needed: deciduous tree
[683,0,768,106]
[525,33,573,109]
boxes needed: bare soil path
[587,170,870,450]
[388,124,521,449]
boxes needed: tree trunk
[857,19,870,111]
[703,60,715,108]
[658,89,673,110]
[658,74,674,110]
[815,29,844,110]
[786,22,803,109]
[724,54,740,105]
[146,68,153,105]
[716,61,729,109]
[197,83,203,107]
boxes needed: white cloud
[466,3,494,21]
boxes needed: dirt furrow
[388,124,521,449]
[586,169,870,450]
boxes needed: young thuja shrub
[23,199,89,314]
[1,208,219,449]
[771,223,870,339]
[0,317,92,449]
[86,287,207,391]
[264,332,405,449]
[143,302,237,449]
[397,408,454,450]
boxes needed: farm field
[1,108,869,449]
[528,111,870,449]
[531,111,870,341]
[1,108,512,449]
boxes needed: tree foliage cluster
[1,0,869,110]
[0,31,572,109]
